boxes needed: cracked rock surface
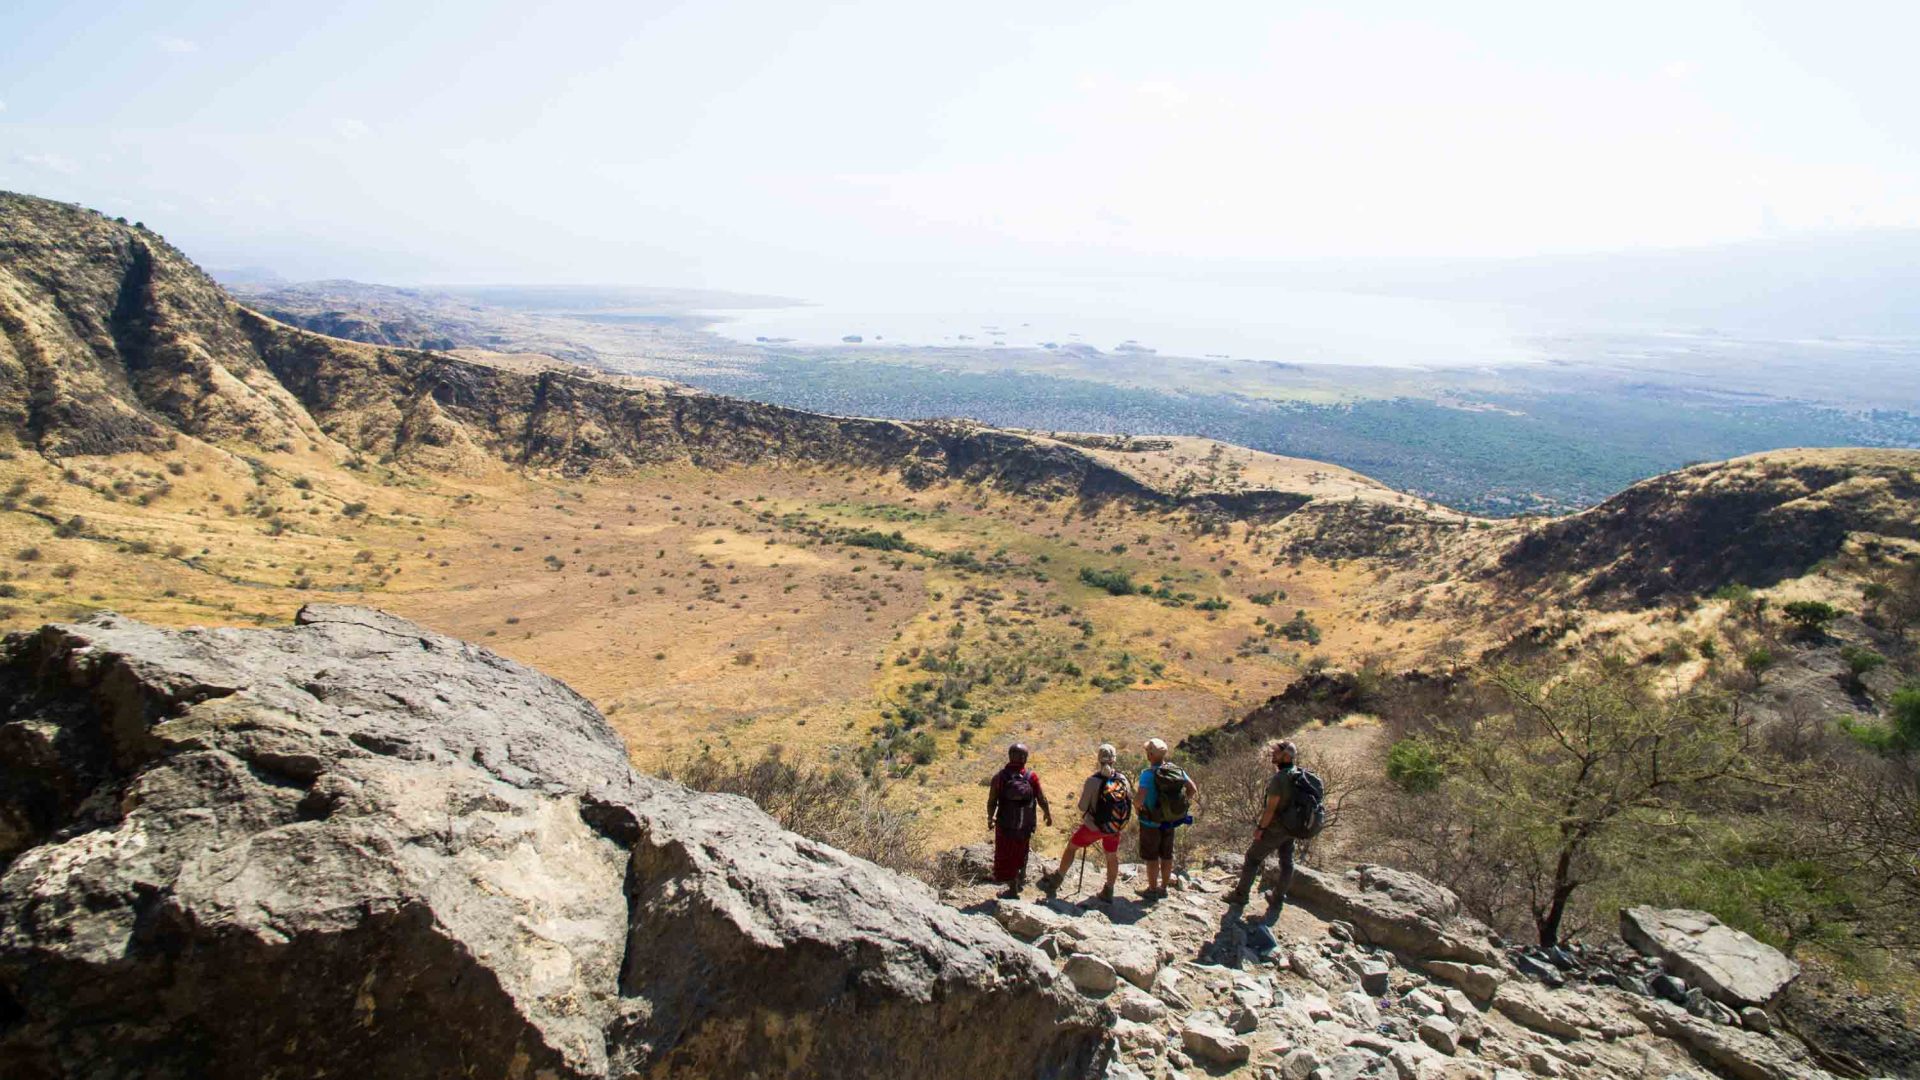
[0,605,1103,1079]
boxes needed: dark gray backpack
[1278,767,1326,840]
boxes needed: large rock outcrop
[0,605,1104,1079]
[1621,906,1800,1008]
[1289,864,1503,967]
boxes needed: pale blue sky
[3,1,1917,292]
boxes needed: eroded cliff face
[0,193,320,456]
[0,605,1105,1079]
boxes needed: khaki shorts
[1139,825,1175,862]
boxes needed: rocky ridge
[946,849,1838,1080]
[1495,449,1920,604]
[0,606,1103,1078]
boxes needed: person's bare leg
[1158,858,1174,890]
[1103,849,1119,893]
[1143,857,1160,891]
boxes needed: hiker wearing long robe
[986,743,1051,898]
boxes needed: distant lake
[699,270,1552,368]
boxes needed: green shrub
[1078,566,1135,596]
[1781,600,1842,639]
[1278,610,1321,645]
[1385,738,1443,794]
[1840,645,1886,689]
[844,529,910,551]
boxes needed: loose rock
[1182,1021,1252,1066]
[1064,952,1119,994]
[1418,1016,1461,1055]
[1424,961,1504,1003]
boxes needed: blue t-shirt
[1139,766,1163,828]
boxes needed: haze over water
[703,271,1551,368]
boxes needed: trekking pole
[1075,844,1088,897]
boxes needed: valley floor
[0,442,1501,846]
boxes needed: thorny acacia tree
[1445,664,1757,945]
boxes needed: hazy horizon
[6,1,1920,319]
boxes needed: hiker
[1038,743,1132,904]
[1224,738,1306,922]
[1135,737,1196,900]
[985,743,1052,898]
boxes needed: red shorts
[1068,824,1122,853]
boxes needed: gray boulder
[0,608,1104,1079]
[1416,1015,1459,1055]
[1290,865,1502,966]
[1422,960,1503,1002]
[1055,917,1166,991]
[1064,953,1119,995]
[1620,907,1799,1007]
[1180,1020,1250,1066]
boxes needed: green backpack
[1147,762,1191,823]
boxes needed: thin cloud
[19,152,80,175]
[156,35,199,54]
[333,118,371,141]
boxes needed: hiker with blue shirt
[1134,737,1196,901]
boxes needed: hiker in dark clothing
[986,743,1052,898]
[1037,743,1131,905]
[1225,739,1300,923]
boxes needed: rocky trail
[944,851,1842,1080]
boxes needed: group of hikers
[985,736,1322,923]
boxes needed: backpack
[1277,766,1326,840]
[1147,762,1191,824]
[997,767,1037,833]
[1092,772,1132,833]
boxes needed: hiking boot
[1037,872,1061,896]
[1223,890,1249,908]
[997,881,1024,900]
[1080,886,1113,906]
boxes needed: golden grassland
[0,433,1517,846]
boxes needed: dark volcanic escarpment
[0,605,1104,1078]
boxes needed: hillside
[7,191,1920,1076]
[0,191,1493,847]
[1496,448,1920,604]
[7,193,1920,857]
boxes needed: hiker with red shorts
[986,743,1052,898]
[1037,743,1132,905]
